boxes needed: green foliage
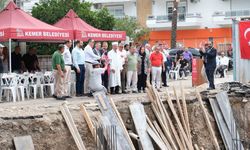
[114,16,149,42]
[31,0,115,55]
[0,0,8,11]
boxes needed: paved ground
[0,73,233,118]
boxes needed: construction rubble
[0,82,249,149]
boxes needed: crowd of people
[51,39,196,100]
[0,40,232,100]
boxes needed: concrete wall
[102,2,137,17]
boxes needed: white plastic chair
[169,64,181,80]
[29,72,44,99]
[0,73,18,102]
[43,71,55,96]
[16,74,30,101]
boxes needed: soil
[0,89,249,150]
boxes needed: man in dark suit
[200,42,217,90]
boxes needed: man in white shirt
[218,52,229,78]
[118,43,127,93]
[108,42,123,94]
[72,40,85,97]
[89,61,108,94]
[62,40,72,98]
[84,39,100,96]
[145,43,151,55]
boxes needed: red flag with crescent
[239,21,250,59]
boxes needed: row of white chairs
[0,72,55,102]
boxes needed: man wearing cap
[108,42,123,94]
[0,44,5,73]
[89,61,108,94]
[62,40,73,98]
[200,42,217,90]
[84,39,100,96]
[52,44,66,100]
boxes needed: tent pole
[73,40,75,48]
[8,39,11,73]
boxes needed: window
[14,0,23,8]
[105,5,124,18]
[166,0,187,21]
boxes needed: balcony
[212,10,250,27]
[146,13,202,30]
[86,0,136,3]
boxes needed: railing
[147,13,202,22]
[213,10,250,17]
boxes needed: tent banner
[78,31,126,41]
[239,21,250,59]
[0,29,73,41]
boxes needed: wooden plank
[80,104,95,137]
[61,102,86,150]
[165,91,194,150]
[195,89,220,150]
[194,144,200,150]
[180,82,192,141]
[173,86,188,136]
[209,98,233,150]
[147,127,169,150]
[215,92,244,150]
[151,104,178,150]
[157,92,185,150]
[94,92,135,150]
[14,135,34,150]
[129,102,154,150]
[152,121,172,149]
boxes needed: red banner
[239,21,250,59]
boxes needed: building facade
[87,0,250,50]
[9,0,250,50]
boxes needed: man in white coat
[108,42,123,94]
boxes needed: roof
[0,1,73,42]
[54,9,126,41]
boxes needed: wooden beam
[60,102,86,150]
[147,127,169,150]
[152,121,172,149]
[80,104,95,137]
[180,82,192,142]
[165,91,194,150]
[195,89,220,150]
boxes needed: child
[89,61,108,94]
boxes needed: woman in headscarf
[137,46,151,93]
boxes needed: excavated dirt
[0,90,249,150]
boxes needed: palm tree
[171,0,179,48]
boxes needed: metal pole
[232,19,238,81]
[8,38,11,73]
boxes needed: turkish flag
[239,21,250,59]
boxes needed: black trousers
[75,64,85,95]
[102,70,109,90]
[110,86,120,94]
[161,69,167,86]
[137,73,147,91]
[218,65,227,77]
[205,68,215,89]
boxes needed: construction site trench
[0,83,249,150]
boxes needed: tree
[114,16,149,42]
[31,0,115,54]
[0,0,8,11]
